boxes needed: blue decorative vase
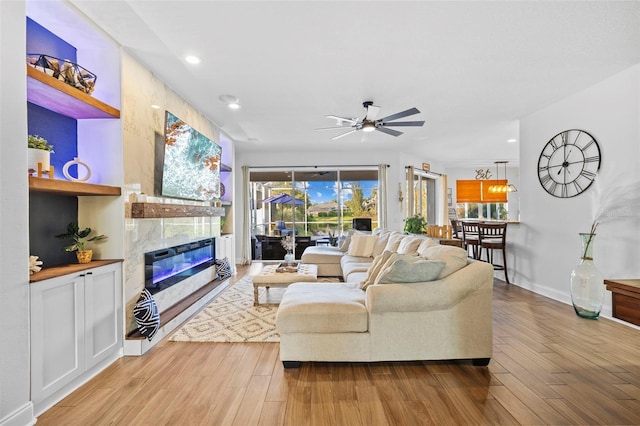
[570,233,605,319]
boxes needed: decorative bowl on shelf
[27,53,97,95]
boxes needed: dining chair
[450,219,461,239]
[461,221,481,259]
[478,222,510,284]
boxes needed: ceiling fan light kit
[318,101,425,139]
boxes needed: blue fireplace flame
[145,238,215,294]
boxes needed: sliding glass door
[249,167,379,260]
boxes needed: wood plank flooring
[37,263,640,425]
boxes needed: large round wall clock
[537,129,601,198]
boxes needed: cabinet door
[84,263,122,369]
[30,274,86,402]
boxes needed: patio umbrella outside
[259,193,304,221]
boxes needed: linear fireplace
[145,238,215,294]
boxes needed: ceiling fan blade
[379,107,420,122]
[315,126,354,131]
[326,115,358,125]
[381,120,425,127]
[376,127,403,137]
[365,104,381,121]
[331,129,358,140]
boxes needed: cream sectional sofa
[276,231,495,367]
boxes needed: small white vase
[28,148,51,174]
[284,250,295,264]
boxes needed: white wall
[0,1,34,425]
[515,64,640,317]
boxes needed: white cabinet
[216,234,235,273]
[30,262,122,414]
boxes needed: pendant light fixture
[488,161,518,193]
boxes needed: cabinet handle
[86,272,93,275]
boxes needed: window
[455,180,508,220]
[249,167,379,239]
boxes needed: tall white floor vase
[570,233,605,319]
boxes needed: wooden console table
[604,279,640,326]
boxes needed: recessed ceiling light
[150,104,161,109]
[219,94,241,110]
[507,138,517,143]
[185,55,201,64]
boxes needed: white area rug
[169,276,340,343]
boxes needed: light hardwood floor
[38,264,640,425]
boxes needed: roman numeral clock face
[537,129,601,198]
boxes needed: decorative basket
[27,53,97,95]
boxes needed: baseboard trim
[0,402,35,426]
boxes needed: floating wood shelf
[130,202,225,218]
[26,65,120,119]
[29,176,121,196]
[30,259,123,283]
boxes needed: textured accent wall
[121,52,222,334]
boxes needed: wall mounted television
[161,111,221,201]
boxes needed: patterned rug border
[169,276,281,343]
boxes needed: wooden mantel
[130,202,225,219]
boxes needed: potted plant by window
[403,214,428,234]
[55,222,107,264]
[28,134,54,174]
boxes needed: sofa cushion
[360,250,395,290]
[420,244,468,278]
[347,234,378,257]
[276,283,368,333]
[301,246,344,265]
[376,256,446,284]
[342,261,372,282]
[396,236,423,255]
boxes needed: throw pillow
[215,257,233,280]
[396,236,423,255]
[347,234,378,258]
[338,229,355,252]
[360,250,395,290]
[420,245,468,279]
[376,256,446,284]
[372,230,391,257]
[416,237,439,256]
[133,289,160,341]
[383,231,405,253]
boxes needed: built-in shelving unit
[130,202,225,218]
[27,65,120,119]
[29,176,121,196]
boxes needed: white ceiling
[66,0,640,166]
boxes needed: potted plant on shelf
[403,214,428,234]
[55,222,107,264]
[27,134,54,174]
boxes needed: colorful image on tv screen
[162,111,221,201]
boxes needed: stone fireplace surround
[123,211,226,355]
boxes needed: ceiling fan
[317,101,425,140]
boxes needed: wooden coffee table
[252,264,318,306]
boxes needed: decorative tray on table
[276,262,300,273]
